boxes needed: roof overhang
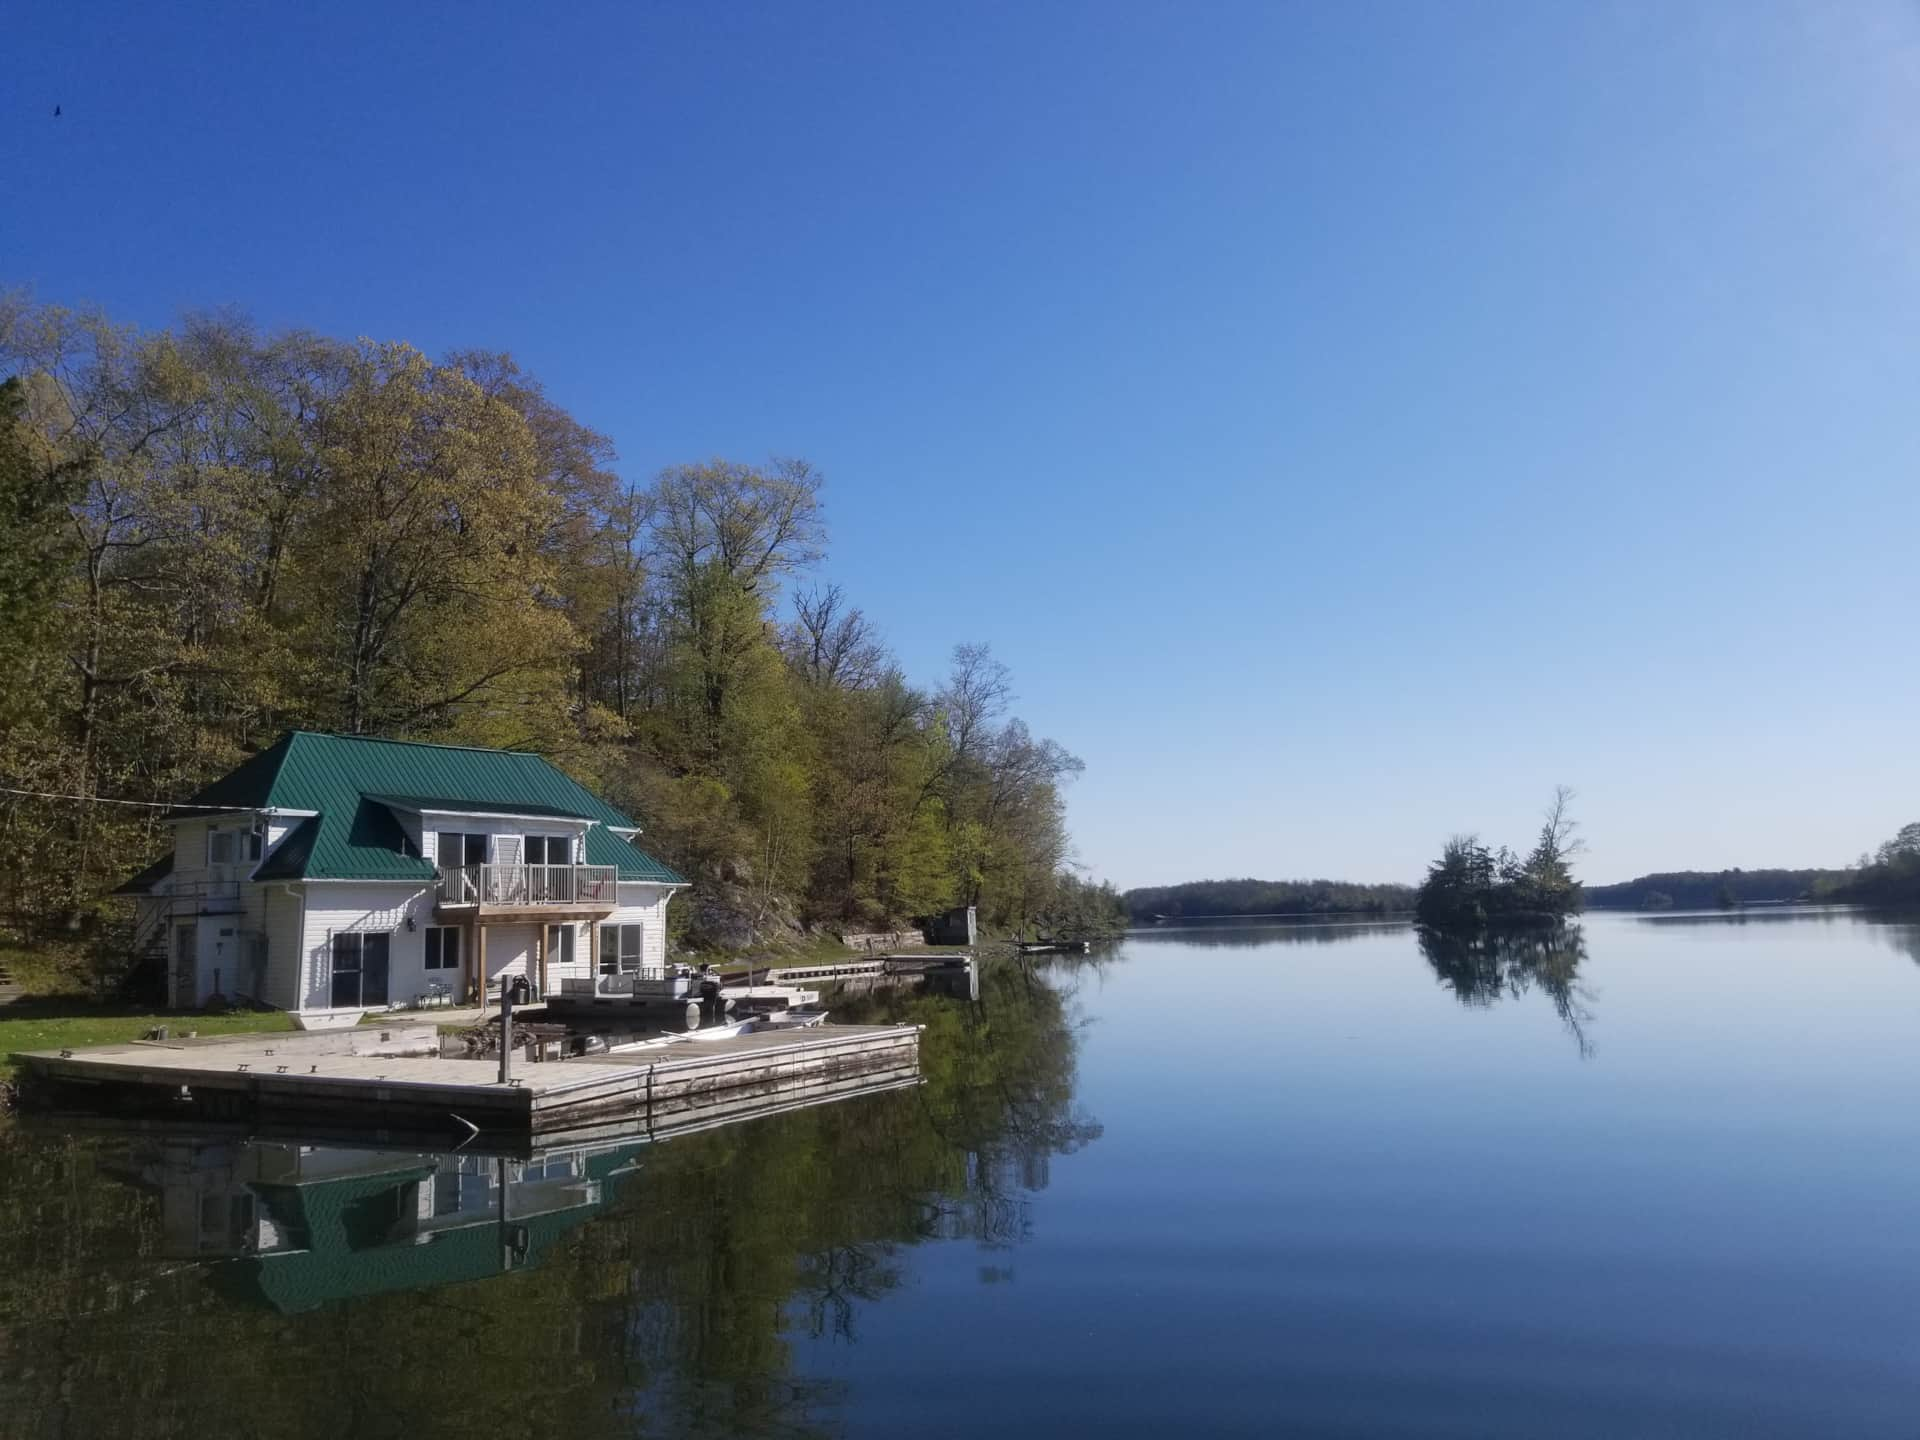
[367,794,596,826]
[162,807,320,826]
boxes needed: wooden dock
[16,1022,921,1137]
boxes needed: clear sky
[7,2,1918,889]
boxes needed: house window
[598,923,642,975]
[546,924,575,968]
[330,932,391,1008]
[424,926,460,971]
[525,835,571,865]
[437,832,488,868]
[208,828,262,866]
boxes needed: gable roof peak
[290,730,541,759]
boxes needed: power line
[0,786,242,812]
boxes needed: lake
[4,908,1919,1438]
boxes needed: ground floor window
[424,925,460,971]
[330,932,390,1008]
[598,923,642,975]
[546,924,575,968]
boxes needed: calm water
[5,909,1920,1438]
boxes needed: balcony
[435,863,618,916]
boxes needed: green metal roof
[174,732,685,885]
[251,814,319,881]
[216,1146,646,1313]
[112,852,174,896]
[364,794,599,821]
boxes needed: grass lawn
[0,1004,295,1079]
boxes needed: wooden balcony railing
[436,863,618,908]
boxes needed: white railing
[436,863,618,907]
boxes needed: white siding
[297,883,434,1011]
[482,923,537,989]
[591,883,676,974]
[261,885,305,1011]
[165,816,275,1004]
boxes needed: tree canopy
[1834,821,1920,907]
[1415,788,1584,932]
[1121,877,1414,922]
[0,295,1099,962]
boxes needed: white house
[116,731,687,1028]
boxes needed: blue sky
[7,2,1918,888]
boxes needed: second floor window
[208,828,262,866]
[525,835,571,865]
[436,832,488,869]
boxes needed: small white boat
[670,1017,757,1042]
[749,1007,830,1031]
[605,1016,757,1053]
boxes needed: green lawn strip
[0,1007,296,1078]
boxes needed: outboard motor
[697,965,724,1022]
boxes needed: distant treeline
[1121,878,1415,922]
[1583,869,1848,910]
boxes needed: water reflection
[1126,918,1413,949]
[1873,917,1920,967]
[119,1132,656,1312]
[1419,924,1596,1058]
[0,956,1095,1439]
[1632,904,1858,929]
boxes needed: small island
[1415,787,1582,932]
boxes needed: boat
[604,1016,758,1053]
[748,1007,830,1031]
[665,1017,757,1043]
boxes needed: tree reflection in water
[0,956,1097,1440]
[1419,923,1597,1058]
[1126,919,1412,950]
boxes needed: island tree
[1415,786,1584,932]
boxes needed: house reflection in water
[121,1137,638,1312]
[115,1068,920,1313]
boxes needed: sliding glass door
[436,833,488,902]
[330,933,391,1008]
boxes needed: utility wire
[0,786,242,811]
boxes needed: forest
[1585,822,1920,910]
[1121,877,1415,921]
[1582,868,1846,910]
[1832,822,1920,907]
[0,294,1123,977]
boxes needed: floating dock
[16,1021,921,1137]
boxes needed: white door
[173,923,197,1007]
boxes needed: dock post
[498,982,513,1086]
